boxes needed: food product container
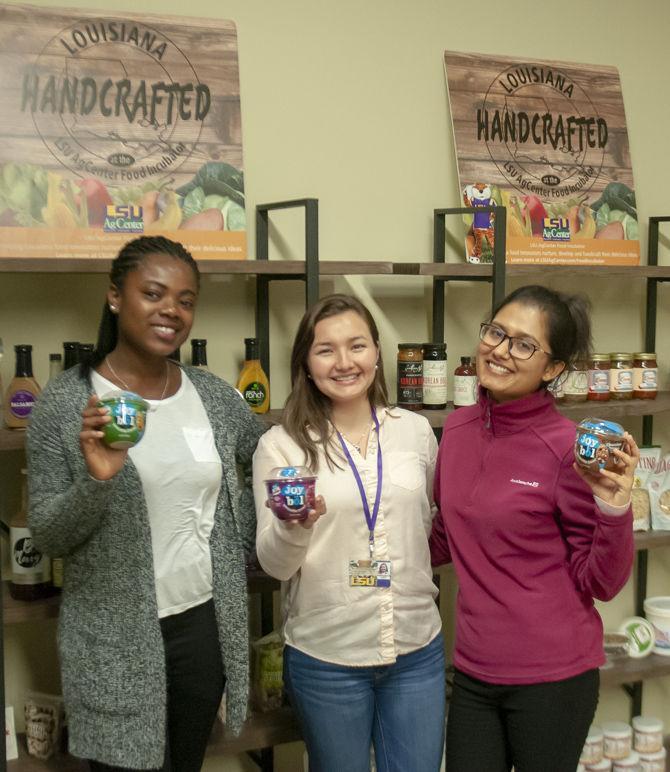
[580,725,604,764]
[619,618,655,659]
[632,716,663,753]
[632,354,658,400]
[586,759,612,771]
[609,353,634,400]
[574,419,625,472]
[264,466,317,522]
[611,751,639,771]
[638,747,666,772]
[602,722,633,760]
[643,597,670,656]
[603,632,630,668]
[98,391,148,449]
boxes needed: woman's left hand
[573,432,640,508]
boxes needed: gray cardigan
[26,365,265,769]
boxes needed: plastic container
[586,760,612,771]
[619,618,655,658]
[643,597,670,656]
[574,419,626,472]
[632,716,663,753]
[264,466,317,522]
[603,632,630,668]
[638,747,666,772]
[98,391,148,450]
[602,722,633,760]
[611,751,639,771]
[581,725,605,765]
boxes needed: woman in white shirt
[254,294,445,772]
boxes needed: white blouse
[253,406,442,667]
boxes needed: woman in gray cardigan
[27,236,264,771]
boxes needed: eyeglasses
[479,323,552,361]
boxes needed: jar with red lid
[397,344,423,411]
[588,355,610,401]
[610,353,634,401]
[562,360,588,403]
[632,353,658,399]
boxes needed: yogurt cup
[98,391,148,449]
[265,466,317,522]
[575,419,626,472]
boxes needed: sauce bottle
[48,353,62,383]
[453,356,478,408]
[9,469,53,601]
[48,353,65,591]
[237,338,270,414]
[191,339,209,369]
[422,343,447,409]
[397,344,423,411]
[4,344,41,429]
[63,341,79,369]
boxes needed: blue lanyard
[336,410,382,558]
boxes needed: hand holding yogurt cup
[264,466,326,530]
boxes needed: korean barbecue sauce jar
[633,353,658,400]
[422,343,447,409]
[397,344,423,411]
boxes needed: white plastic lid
[586,724,605,741]
[602,721,632,738]
[632,715,663,732]
[619,617,655,658]
[644,596,670,616]
[612,751,639,768]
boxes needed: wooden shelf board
[207,706,301,757]
[600,652,670,688]
[0,428,27,452]
[634,530,670,551]
[9,738,86,771]
[2,583,61,625]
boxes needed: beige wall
[2,0,670,769]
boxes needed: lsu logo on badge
[103,204,144,234]
[542,217,570,242]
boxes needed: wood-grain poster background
[0,3,246,259]
[444,51,639,265]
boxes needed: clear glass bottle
[237,338,270,414]
[9,469,53,601]
[422,343,447,409]
[48,353,63,383]
[453,356,478,407]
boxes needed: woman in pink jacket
[431,284,639,772]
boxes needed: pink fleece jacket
[430,388,633,684]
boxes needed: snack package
[649,452,670,531]
[252,631,284,713]
[24,692,63,760]
[632,447,662,531]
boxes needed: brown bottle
[191,338,209,369]
[9,470,53,601]
[3,344,41,429]
[453,356,478,408]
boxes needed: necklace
[105,355,170,400]
[339,422,372,453]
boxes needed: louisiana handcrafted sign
[0,4,246,259]
[444,52,639,265]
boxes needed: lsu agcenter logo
[542,217,570,241]
[104,205,144,234]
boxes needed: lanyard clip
[368,533,375,559]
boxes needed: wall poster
[0,4,246,260]
[444,52,639,265]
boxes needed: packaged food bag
[24,692,63,760]
[632,447,662,531]
[649,452,670,531]
[252,631,284,712]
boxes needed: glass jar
[588,355,610,401]
[422,343,447,409]
[563,360,589,403]
[603,721,633,760]
[397,344,423,411]
[453,356,478,408]
[610,353,634,400]
[632,353,658,400]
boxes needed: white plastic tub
[643,596,670,656]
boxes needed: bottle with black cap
[63,342,79,370]
[191,339,208,369]
[3,345,41,429]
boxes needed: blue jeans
[284,633,445,772]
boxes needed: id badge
[348,560,392,588]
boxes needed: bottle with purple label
[3,344,41,429]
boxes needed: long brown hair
[282,294,389,471]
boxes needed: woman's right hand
[79,394,128,481]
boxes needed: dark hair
[490,284,592,369]
[87,236,200,371]
[282,293,389,472]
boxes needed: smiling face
[108,252,198,359]
[476,301,565,404]
[307,310,379,409]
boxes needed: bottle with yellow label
[237,338,270,414]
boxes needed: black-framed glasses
[479,323,552,361]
